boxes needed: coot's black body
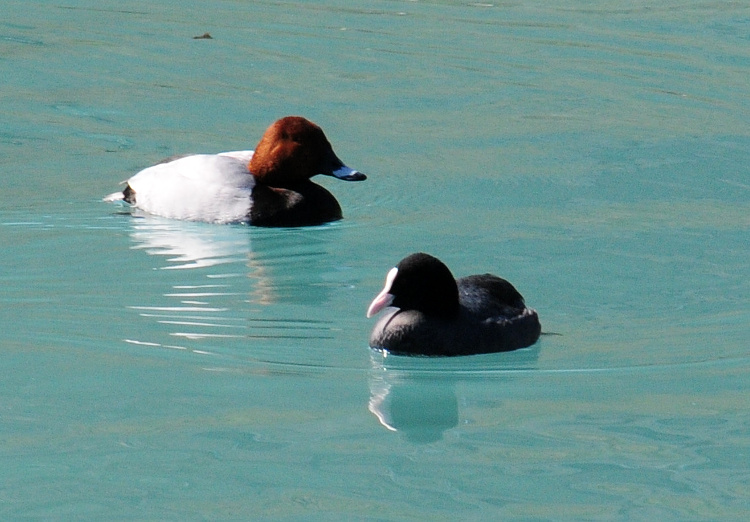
[367,253,541,356]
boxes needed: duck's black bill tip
[341,172,366,181]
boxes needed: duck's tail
[103,191,125,202]
[104,183,135,204]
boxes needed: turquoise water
[2,0,749,518]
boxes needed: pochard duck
[367,253,541,356]
[105,116,366,226]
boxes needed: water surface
[2,0,749,519]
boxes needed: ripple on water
[3,209,745,376]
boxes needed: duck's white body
[107,151,256,224]
[105,117,366,226]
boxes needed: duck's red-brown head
[249,116,366,188]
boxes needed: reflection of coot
[370,376,458,444]
[368,356,459,443]
[367,253,541,356]
[367,346,542,443]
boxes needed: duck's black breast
[249,181,343,227]
[369,275,541,357]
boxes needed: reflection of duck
[129,217,252,270]
[124,216,341,351]
[125,217,256,347]
[128,216,341,304]
[106,116,366,226]
[367,253,541,356]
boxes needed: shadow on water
[367,345,541,443]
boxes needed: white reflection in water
[368,346,541,443]
[122,215,337,357]
[368,355,459,443]
[129,214,252,270]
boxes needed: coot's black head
[367,253,460,319]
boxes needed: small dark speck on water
[193,32,212,39]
